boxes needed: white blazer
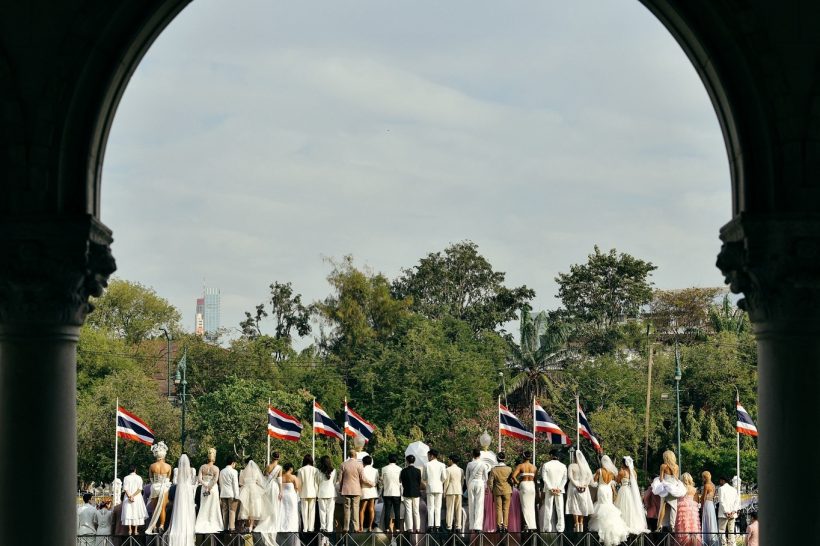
[380,463,402,497]
[423,459,448,494]
[541,460,568,493]
[298,465,319,498]
[219,466,240,499]
[717,483,740,516]
[317,469,337,499]
[77,503,97,535]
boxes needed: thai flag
[268,406,303,442]
[534,401,571,445]
[736,400,758,437]
[313,401,344,440]
[116,406,155,446]
[499,403,534,440]
[345,403,375,443]
[577,402,602,452]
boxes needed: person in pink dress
[746,512,758,546]
[674,473,702,546]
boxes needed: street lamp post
[674,338,682,467]
[174,349,188,448]
[160,328,171,399]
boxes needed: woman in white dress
[255,454,282,546]
[239,458,269,533]
[316,455,337,535]
[93,500,114,545]
[588,455,629,546]
[280,463,301,532]
[565,450,594,532]
[194,448,223,533]
[360,456,379,531]
[166,454,198,546]
[615,456,648,534]
[651,450,686,531]
[121,465,148,536]
[511,451,537,531]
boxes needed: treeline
[77,242,757,488]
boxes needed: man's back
[381,463,402,497]
[219,466,239,498]
[298,465,319,498]
[541,460,567,490]
[400,466,422,498]
[489,465,512,495]
[339,457,365,496]
[423,459,448,493]
[466,460,490,483]
[445,464,464,495]
[77,503,96,535]
[717,484,739,515]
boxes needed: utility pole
[160,328,171,399]
[674,339,682,467]
[643,324,653,477]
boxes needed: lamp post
[674,338,682,467]
[174,349,188,448]
[160,328,171,399]
[498,371,508,406]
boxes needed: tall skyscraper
[203,288,221,336]
[194,289,220,337]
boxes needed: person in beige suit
[443,454,465,531]
[488,452,513,532]
[337,447,374,532]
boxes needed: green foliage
[239,282,312,358]
[555,246,656,330]
[393,241,535,332]
[77,369,180,485]
[507,309,571,404]
[77,324,144,391]
[191,377,316,467]
[587,404,644,462]
[87,278,181,344]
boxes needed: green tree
[393,241,535,332]
[87,278,181,344]
[76,324,144,391]
[650,287,724,340]
[77,369,180,486]
[709,295,749,335]
[555,246,657,330]
[240,282,312,360]
[507,308,571,403]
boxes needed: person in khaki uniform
[443,454,465,531]
[487,452,513,532]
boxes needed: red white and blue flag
[577,402,602,453]
[499,403,534,441]
[313,401,344,440]
[268,405,303,442]
[345,403,376,443]
[736,400,758,437]
[116,406,155,446]
[534,401,571,445]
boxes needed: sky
[102,0,731,342]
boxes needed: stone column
[0,216,115,546]
[717,213,820,546]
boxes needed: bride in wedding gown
[166,454,197,546]
[588,455,630,546]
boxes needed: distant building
[195,297,205,335]
[194,289,221,337]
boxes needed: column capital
[0,215,116,327]
[717,213,820,331]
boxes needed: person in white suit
[219,456,240,532]
[465,449,490,531]
[77,492,97,536]
[422,449,448,531]
[716,476,740,546]
[297,454,320,532]
[443,454,465,531]
[540,451,567,532]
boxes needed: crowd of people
[78,442,756,546]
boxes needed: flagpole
[312,397,316,462]
[532,397,536,464]
[735,388,741,493]
[267,398,271,466]
[576,393,580,448]
[114,398,119,489]
[498,395,502,452]
[343,398,348,460]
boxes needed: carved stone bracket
[717,213,820,328]
[0,215,116,327]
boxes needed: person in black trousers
[399,455,422,533]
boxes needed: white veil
[575,450,593,485]
[600,455,618,481]
[624,456,648,531]
[166,454,197,546]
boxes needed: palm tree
[708,295,748,335]
[507,308,572,404]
